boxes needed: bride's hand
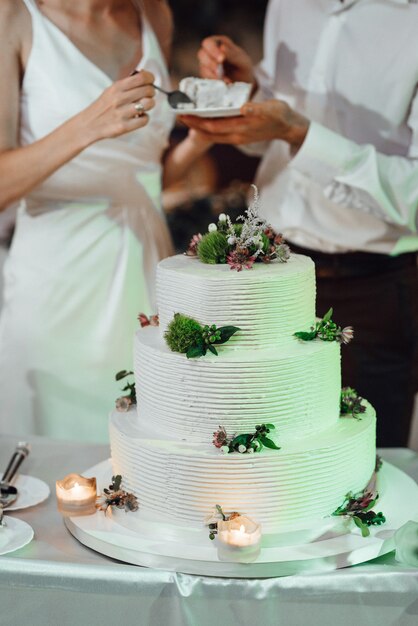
[80,70,156,143]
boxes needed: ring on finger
[133,101,145,117]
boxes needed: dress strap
[20,0,41,17]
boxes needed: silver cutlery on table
[0,442,31,508]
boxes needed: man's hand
[198,35,255,85]
[180,100,310,149]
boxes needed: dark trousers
[292,246,418,448]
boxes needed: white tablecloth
[0,434,417,626]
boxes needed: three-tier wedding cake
[109,204,376,533]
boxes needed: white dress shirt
[250,0,418,254]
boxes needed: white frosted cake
[179,77,252,109]
[110,253,376,533]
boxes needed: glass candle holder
[217,515,261,563]
[56,473,97,517]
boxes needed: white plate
[0,516,34,556]
[170,106,242,118]
[65,459,418,578]
[3,475,50,511]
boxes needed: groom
[181,0,418,448]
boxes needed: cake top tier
[156,253,316,350]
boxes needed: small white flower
[276,243,291,263]
[247,447,254,454]
[220,445,230,455]
[218,213,227,223]
[208,223,217,233]
[339,326,354,345]
[238,444,246,454]
[253,439,261,449]
[227,236,236,245]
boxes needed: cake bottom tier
[109,407,376,533]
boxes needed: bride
[0,0,210,441]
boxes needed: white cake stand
[65,459,418,578]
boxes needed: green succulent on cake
[185,185,290,271]
[197,230,230,264]
[294,308,354,345]
[165,314,203,353]
[165,313,240,359]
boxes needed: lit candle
[56,473,97,517]
[217,515,261,563]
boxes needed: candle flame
[74,482,80,488]
[239,525,245,533]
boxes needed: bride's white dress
[0,0,174,442]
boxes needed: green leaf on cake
[186,344,206,359]
[115,370,134,381]
[353,516,370,537]
[294,330,317,341]
[207,344,218,356]
[362,497,378,513]
[231,434,252,448]
[259,435,281,450]
[216,326,241,344]
[322,308,333,323]
[265,424,275,430]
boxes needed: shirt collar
[330,0,410,14]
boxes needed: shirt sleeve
[290,93,418,233]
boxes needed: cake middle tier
[110,404,376,533]
[134,327,341,445]
[156,254,316,350]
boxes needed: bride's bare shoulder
[142,0,173,62]
[0,0,32,51]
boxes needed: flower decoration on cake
[294,308,354,345]
[205,504,241,540]
[212,423,280,454]
[97,475,139,514]
[115,370,136,411]
[340,387,366,419]
[165,313,240,359]
[138,313,159,328]
[185,185,290,271]
[185,233,203,257]
[332,457,385,537]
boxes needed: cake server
[129,70,195,109]
[0,442,31,508]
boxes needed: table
[0,435,417,626]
